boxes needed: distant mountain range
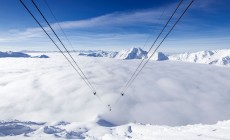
[169,49,230,66]
[9,48,230,66]
[73,48,230,66]
[78,50,118,58]
[0,51,49,58]
[76,48,169,61]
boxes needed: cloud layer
[0,55,230,126]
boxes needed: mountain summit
[115,48,148,59]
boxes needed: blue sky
[0,0,230,53]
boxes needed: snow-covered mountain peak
[115,47,148,59]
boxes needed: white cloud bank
[0,54,230,126]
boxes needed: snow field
[0,119,230,139]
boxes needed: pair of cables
[19,0,109,110]
[20,0,194,111]
[113,0,194,107]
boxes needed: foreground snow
[0,119,230,140]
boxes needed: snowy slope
[149,52,168,61]
[168,49,230,66]
[0,119,230,139]
[115,48,147,59]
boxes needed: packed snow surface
[0,119,230,140]
[0,53,230,139]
